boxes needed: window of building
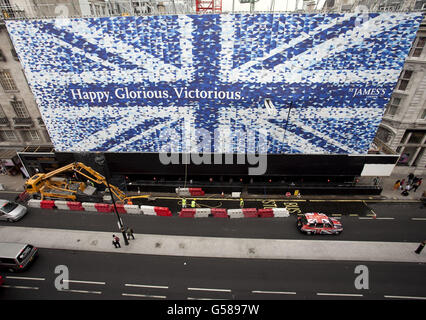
[376,127,394,143]
[421,109,426,120]
[0,70,18,91]
[397,70,413,91]
[11,100,29,118]
[408,131,425,144]
[410,37,426,57]
[412,147,425,167]
[386,97,401,116]
[0,130,17,141]
[0,105,5,118]
[23,130,41,141]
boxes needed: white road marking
[376,217,395,220]
[316,292,363,297]
[252,290,297,295]
[60,289,102,295]
[187,297,228,300]
[188,287,231,293]
[125,283,168,289]
[63,279,106,285]
[359,217,373,220]
[122,293,166,299]
[411,218,426,221]
[6,276,45,281]
[2,285,39,290]
[384,295,426,300]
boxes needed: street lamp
[94,153,129,246]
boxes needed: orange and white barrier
[82,202,98,212]
[228,209,245,218]
[124,204,141,214]
[27,199,42,208]
[140,205,157,215]
[272,208,290,217]
[194,208,211,218]
[54,200,70,210]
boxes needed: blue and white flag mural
[6,13,422,154]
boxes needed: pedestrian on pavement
[240,198,244,208]
[413,178,422,192]
[112,234,121,248]
[182,198,187,209]
[126,227,135,240]
[400,179,405,190]
[191,199,196,208]
[405,184,412,192]
[393,180,401,190]
[408,173,415,185]
[373,176,380,186]
[415,240,426,254]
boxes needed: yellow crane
[24,162,149,203]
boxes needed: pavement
[0,172,425,201]
[0,226,425,263]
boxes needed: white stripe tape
[122,293,166,299]
[188,287,231,293]
[252,290,296,295]
[125,283,168,289]
[384,295,426,300]
[63,279,106,285]
[317,292,363,297]
[6,276,45,281]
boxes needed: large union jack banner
[6,13,422,154]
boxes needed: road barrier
[54,200,69,210]
[272,208,290,217]
[40,200,55,209]
[82,202,98,212]
[228,209,245,218]
[95,203,112,213]
[194,208,211,218]
[154,207,172,216]
[189,188,205,196]
[242,208,258,218]
[123,204,141,214]
[211,208,229,218]
[67,201,84,211]
[27,199,42,208]
[140,205,156,215]
[258,208,274,218]
[179,208,196,217]
[176,188,191,197]
[26,198,291,220]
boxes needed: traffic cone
[221,191,224,197]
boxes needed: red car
[0,275,4,286]
[297,212,343,235]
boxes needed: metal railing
[1,0,424,20]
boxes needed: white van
[0,243,38,272]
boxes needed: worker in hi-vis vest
[240,198,244,208]
[191,199,196,208]
[182,198,187,209]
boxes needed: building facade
[0,13,53,175]
[377,17,426,175]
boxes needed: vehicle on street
[0,200,27,222]
[0,274,4,286]
[0,243,38,272]
[297,212,343,235]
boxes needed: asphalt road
[1,248,425,301]
[0,193,425,242]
